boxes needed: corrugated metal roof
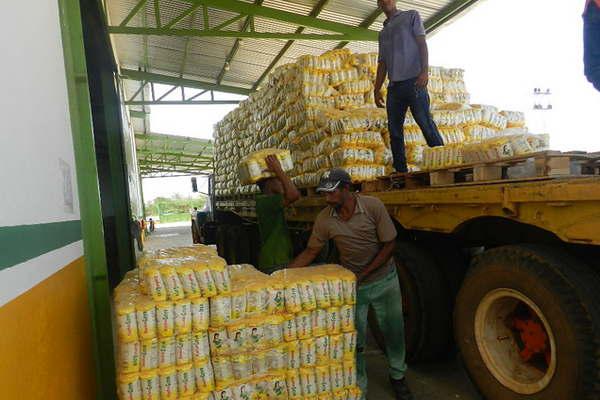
[106,0,482,100]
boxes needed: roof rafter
[253,0,330,91]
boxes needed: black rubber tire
[454,245,600,400]
[369,241,453,362]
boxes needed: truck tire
[454,245,600,399]
[369,241,453,362]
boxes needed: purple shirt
[378,10,426,82]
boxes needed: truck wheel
[369,241,453,362]
[454,245,600,399]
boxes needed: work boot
[389,377,414,400]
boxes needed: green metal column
[57,0,116,397]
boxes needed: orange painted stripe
[0,257,97,399]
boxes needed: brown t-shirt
[308,195,397,283]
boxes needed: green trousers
[356,268,408,398]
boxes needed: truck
[212,155,600,399]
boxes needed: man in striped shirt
[584,0,600,90]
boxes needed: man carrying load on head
[288,168,413,400]
[374,0,444,173]
[255,155,301,274]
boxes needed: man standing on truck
[255,155,300,274]
[584,0,600,91]
[374,0,444,173]
[288,168,412,400]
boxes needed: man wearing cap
[288,169,412,400]
[374,0,444,173]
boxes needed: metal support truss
[122,69,247,104]
[108,0,378,41]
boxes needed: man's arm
[288,245,322,269]
[357,240,396,283]
[265,155,300,206]
[374,61,387,108]
[415,35,429,88]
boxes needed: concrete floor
[145,224,482,400]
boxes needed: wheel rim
[474,288,557,394]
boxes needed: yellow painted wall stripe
[0,257,96,399]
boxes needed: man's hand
[374,90,385,108]
[265,155,284,176]
[415,70,429,88]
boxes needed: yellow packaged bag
[144,267,167,302]
[238,148,294,185]
[343,360,357,389]
[251,351,269,377]
[194,359,215,393]
[298,280,317,311]
[347,386,362,400]
[230,290,247,322]
[210,259,231,294]
[119,340,141,374]
[212,356,234,387]
[285,339,301,370]
[158,366,178,400]
[264,315,284,347]
[231,353,253,380]
[282,313,298,342]
[160,266,185,301]
[267,345,288,373]
[191,297,210,332]
[330,363,345,392]
[178,265,202,299]
[118,372,142,400]
[213,387,234,400]
[333,389,348,400]
[284,283,302,313]
[177,363,196,397]
[176,333,192,366]
[328,278,344,307]
[192,265,218,297]
[230,381,256,400]
[343,331,357,360]
[312,309,328,338]
[341,276,356,305]
[327,307,341,335]
[191,330,210,361]
[267,374,288,399]
[296,311,313,339]
[140,338,159,372]
[246,283,268,317]
[209,326,230,356]
[227,322,248,353]
[158,336,176,369]
[156,301,175,338]
[312,276,331,309]
[267,282,285,314]
[139,369,160,400]
[316,365,332,394]
[116,301,139,343]
[340,305,355,333]
[286,369,303,399]
[210,295,232,327]
[300,367,318,397]
[135,297,157,340]
[300,338,317,367]
[247,320,266,351]
[174,299,193,334]
[329,334,344,363]
[315,335,330,366]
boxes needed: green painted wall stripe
[0,220,82,270]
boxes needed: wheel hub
[474,288,557,395]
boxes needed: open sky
[142,0,600,202]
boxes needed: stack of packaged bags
[113,245,360,400]
[214,49,544,196]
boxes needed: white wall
[0,0,81,227]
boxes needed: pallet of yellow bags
[113,245,361,400]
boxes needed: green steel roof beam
[425,0,481,32]
[335,8,383,49]
[253,0,330,90]
[183,0,378,38]
[136,150,213,159]
[130,110,149,118]
[118,0,148,27]
[108,26,374,41]
[135,133,213,144]
[121,69,251,96]
[217,0,265,85]
[125,99,240,105]
[163,3,201,29]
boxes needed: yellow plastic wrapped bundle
[238,149,294,186]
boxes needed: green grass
[158,213,192,223]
